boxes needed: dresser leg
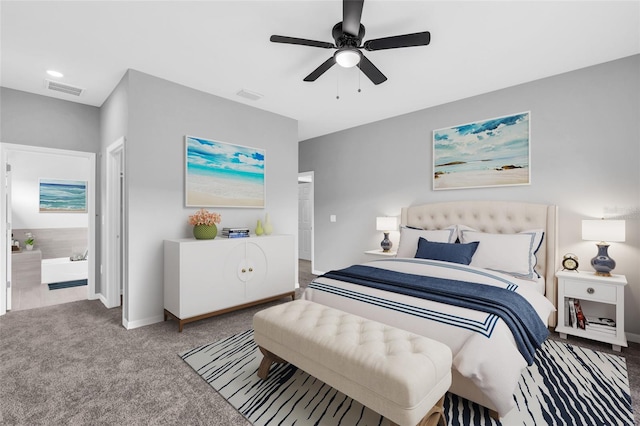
[612,344,621,352]
[559,333,567,339]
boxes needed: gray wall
[101,70,299,328]
[300,55,640,339]
[0,87,100,152]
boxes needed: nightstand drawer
[564,280,616,303]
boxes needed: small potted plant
[188,209,222,240]
[24,232,35,251]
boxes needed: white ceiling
[1,1,639,141]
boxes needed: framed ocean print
[433,112,531,190]
[39,179,87,212]
[185,135,265,208]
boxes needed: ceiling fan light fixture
[335,48,361,68]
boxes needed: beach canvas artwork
[39,179,87,212]
[433,112,530,190]
[185,136,265,208]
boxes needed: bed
[301,200,558,418]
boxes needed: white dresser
[164,234,295,331]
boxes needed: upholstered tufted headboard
[401,200,558,326]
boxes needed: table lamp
[376,217,398,252]
[582,219,625,277]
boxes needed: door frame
[104,137,126,319]
[0,143,97,315]
[1,156,11,314]
[297,171,315,274]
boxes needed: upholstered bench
[253,300,452,426]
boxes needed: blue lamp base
[591,242,616,277]
[380,232,392,252]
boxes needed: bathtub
[41,257,88,284]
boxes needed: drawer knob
[241,268,246,273]
[249,268,253,272]
[587,287,595,294]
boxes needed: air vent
[44,79,84,96]
[236,89,263,101]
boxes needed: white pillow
[396,225,457,258]
[459,228,544,280]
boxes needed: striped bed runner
[180,330,634,426]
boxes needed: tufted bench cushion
[253,300,452,426]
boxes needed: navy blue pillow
[414,237,479,265]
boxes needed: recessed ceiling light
[46,70,64,78]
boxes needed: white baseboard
[98,294,109,307]
[123,314,165,330]
[312,269,325,276]
[97,294,121,309]
[626,331,640,344]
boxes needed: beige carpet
[0,299,282,425]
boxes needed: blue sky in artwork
[434,113,529,166]
[187,136,265,180]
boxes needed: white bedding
[301,258,556,416]
[530,276,546,294]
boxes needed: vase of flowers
[188,209,221,240]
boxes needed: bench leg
[417,395,446,426]
[257,346,287,380]
[390,395,446,426]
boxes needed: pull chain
[336,70,340,100]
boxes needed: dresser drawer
[564,279,616,303]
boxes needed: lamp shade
[335,48,361,68]
[582,220,626,242]
[376,217,398,232]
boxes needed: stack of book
[567,298,586,329]
[585,316,616,335]
[221,227,250,238]
[566,298,616,335]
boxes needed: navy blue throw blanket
[321,265,548,365]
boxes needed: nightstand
[555,270,627,351]
[364,249,397,257]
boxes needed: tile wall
[12,228,87,260]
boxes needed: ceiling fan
[270,0,431,85]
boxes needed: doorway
[298,171,314,274]
[0,143,96,315]
[105,138,126,324]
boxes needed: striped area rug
[180,330,634,426]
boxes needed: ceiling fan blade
[343,0,364,37]
[358,54,387,85]
[363,31,431,51]
[270,35,335,49]
[304,57,337,82]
